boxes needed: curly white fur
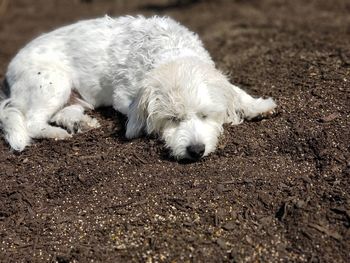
[0,15,276,159]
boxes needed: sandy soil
[0,0,349,262]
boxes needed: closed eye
[167,115,182,123]
[198,113,208,120]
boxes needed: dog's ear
[125,87,151,139]
[208,74,244,125]
[221,83,245,125]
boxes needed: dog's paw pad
[53,130,72,140]
[261,109,276,118]
[73,116,100,133]
[86,117,100,129]
[250,110,276,121]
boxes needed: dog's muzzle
[186,143,205,160]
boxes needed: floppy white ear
[221,83,245,125]
[208,75,244,125]
[125,88,151,139]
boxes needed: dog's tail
[0,98,31,151]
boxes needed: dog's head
[126,58,242,160]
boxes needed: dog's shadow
[94,107,129,142]
[139,0,202,12]
[158,146,208,165]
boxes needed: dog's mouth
[174,152,206,163]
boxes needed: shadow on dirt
[140,0,202,11]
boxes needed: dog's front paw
[52,128,72,140]
[243,97,277,121]
[72,116,100,133]
[261,107,276,118]
[250,108,277,121]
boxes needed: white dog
[0,16,276,160]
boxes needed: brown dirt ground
[0,0,350,262]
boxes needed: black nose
[186,144,205,159]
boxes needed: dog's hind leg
[26,108,72,140]
[50,104,100,133]
[11,65,74,141]
[230,85,277,121]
